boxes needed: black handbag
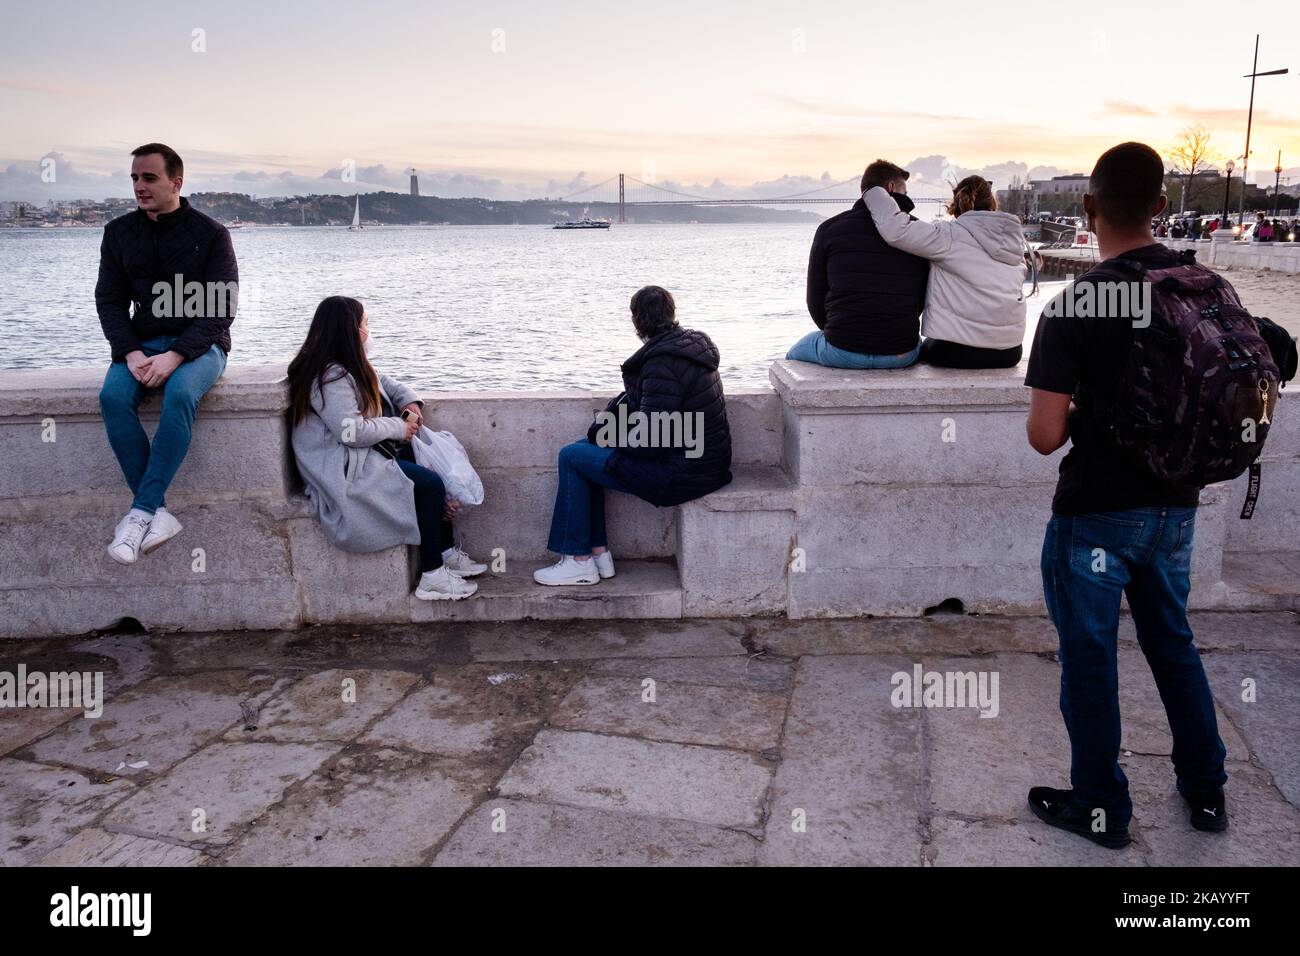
[372,393,405,460]
[587,391,628,445]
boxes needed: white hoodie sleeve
[863,186,953,261]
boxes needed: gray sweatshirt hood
[956,211,1025,266]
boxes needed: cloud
[0,145,1086,204]
[1172,104,1292,128]
[1095,100,1290,132]
[0,75,99,97]
[1100,99,1159,118]
[762,93,971,124]
[901,156,1073,194]
[0,151,122,200]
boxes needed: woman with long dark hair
[533,285,732,586]
[287,295,484,600]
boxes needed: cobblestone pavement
[3,612,1297,866]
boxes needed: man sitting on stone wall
[789,159,929,369]
[95,143,238,564]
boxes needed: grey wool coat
[291,364,424,552]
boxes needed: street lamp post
[1221,160,1235,230]
[1274,151,1284,217]
[1237,34,1289,228]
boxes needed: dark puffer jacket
[806,196,928,355]
[95,197,238,362]
[587,327,732,507]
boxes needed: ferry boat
[553,217,611,230]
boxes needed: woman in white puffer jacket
[864,176,1028,368]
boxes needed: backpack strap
[1112,256,1147,278]
[1114,247,1198,277]
[1240,462,1262,519]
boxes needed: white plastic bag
[411,427,485,507]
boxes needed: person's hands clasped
[125,350,152,384]
[443,496,461,521]
[139,350,183,388]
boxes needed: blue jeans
[99,335,227,514]
[546,440,629,555]
[785,330,921,369]
[1041,507,1227,827]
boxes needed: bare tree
[1167,125,1218,215]
[1000,174,1031,219]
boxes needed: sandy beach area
[1209,267,1300,337]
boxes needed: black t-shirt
[1024,243,1201,515]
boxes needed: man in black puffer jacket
[535,286,732,587]
[789,158,928,368]
[95,143,237,567]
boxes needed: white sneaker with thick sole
[441,546,487,577]
[593,551,616,579]
[107,509,153,565]
[140,507,183,554]
[533,556,601,586]
[415,566,479,601]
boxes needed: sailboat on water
[348,194,363,230]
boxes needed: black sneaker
[1181,788,1229,832]
[1028,786,1132,849]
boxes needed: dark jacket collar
[140,196,192,230]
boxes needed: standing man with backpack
[1023,142,1295,848]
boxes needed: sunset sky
[2,0,1298,200]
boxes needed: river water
[0,223,1057,389]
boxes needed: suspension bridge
[551,174,949,222]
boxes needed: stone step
[1215,551,1300,611]
[408,559,682,622]
[677,465,797,617]
[684,464,798,512]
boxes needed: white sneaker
[593,551,616,579]
[107,509,153,565]
[415,565,478,601]
[140,507,183,554]
[533,556,601,586]
[441,545,487,577]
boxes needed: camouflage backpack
[1107,250,1284,499]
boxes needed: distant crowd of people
[1156,212,1296,242]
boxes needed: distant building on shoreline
[1005,169,1291,220]
[1026,174,1089,217]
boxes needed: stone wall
[1163,237,1300,273]
[1,359,1296,638]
